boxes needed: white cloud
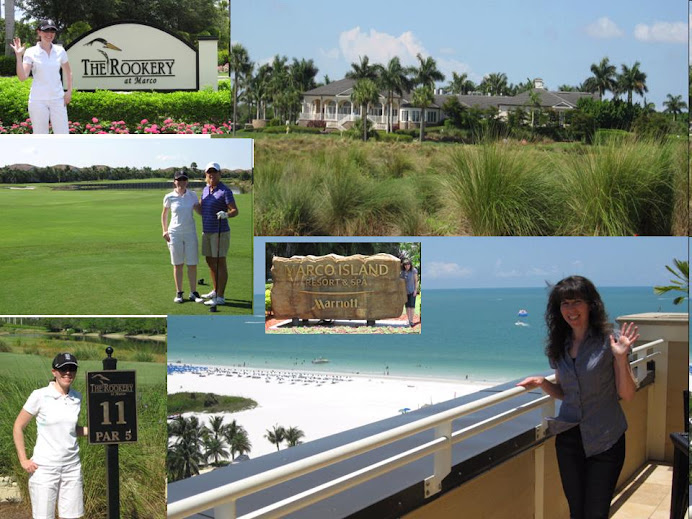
[155,154,178,161]
[338,27,426,67]
[495,269,521,278]
[439,47,456,56]
[319,48,340,60]
[425,262,472,280]
[437,58,480,85]
[585,17,624,39]
[634,21,686,43]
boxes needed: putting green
[0,185,253,315]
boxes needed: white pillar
[197,37,219,91]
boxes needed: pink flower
[92,117,99,123]
[90,127,96,132]
[141,119,148,124]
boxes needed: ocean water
[167,287,681,384]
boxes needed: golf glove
[216,211,228,220]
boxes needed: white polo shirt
[23,382,81,466]
[23,43,68,102]
[163,189,199,235]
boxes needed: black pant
[555,426,626,519]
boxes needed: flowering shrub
[0,117,234,134]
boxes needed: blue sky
[232,0,687,109]
[0,136,253,169]
[254,237,688,291]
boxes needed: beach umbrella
[517,309,529,317]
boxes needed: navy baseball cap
[38,19,58,31]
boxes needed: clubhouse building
[298,78,598,131]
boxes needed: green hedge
[594,128,632,145]
[262,125,321,134]
[0,77,231,125]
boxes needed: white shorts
[28,460,84,519]
[28,98,69,134]
[168,231,199,265]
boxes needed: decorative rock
[271,254,406,321]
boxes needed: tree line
[167,415,305,482]
[229,44,686,141]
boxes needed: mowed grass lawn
[0,186,253,315]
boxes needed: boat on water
[312,357,329,364]
[517,309,529,317]
[514,321,530,327]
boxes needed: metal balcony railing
[167,339,664,519]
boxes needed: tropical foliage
[653,259,689,305]
[167,415,252,482]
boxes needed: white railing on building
[167,339,664,519]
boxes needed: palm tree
[284,426,305,447]
[265,424,286,451]
[289,58,319,93]
[4,0,15,56]
[167,416,206,482]
[411,85,434,142]
[375,57,411,133]
[249,63,271,120]
[527,90,542,128]
[445,72,475,95]
[480,73,508,96]
[345,55,378,82]
[654,259,689,305]
[617,62,648,106]
[222,420,252,460]
[228,429,252,460]
[268,55,290,121]
[587,57,617,99]
[203,436,229,466]
[412,53,445,89]
[230,43,253,135]
[350,78,380,141]
[663,94,687,121]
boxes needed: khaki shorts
[202,231,230,258]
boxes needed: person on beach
[198,162,238,307]
[13,353,87,519]
[162,171,204,304]
[400,258,418,327]
[517,276,638,519]
[10,19,73,134]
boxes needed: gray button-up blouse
[547,329,627,457]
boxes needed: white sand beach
[168,365,493,460]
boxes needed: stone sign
[65,22,218,91]
[271,253,406,321]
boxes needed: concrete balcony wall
[404,382,651,519]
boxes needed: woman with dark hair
[10,19,73,134]
[13,353,87,519]
[517,276,638,519]
[400,258,418,327]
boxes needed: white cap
[204,162,220,172]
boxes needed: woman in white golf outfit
[162,171,204,304]
[10,19,73,134]
[13,353,87,519]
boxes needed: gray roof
[500,88,598,108]
[303,78,356,97]
[303,81,596,111]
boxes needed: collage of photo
[0,1,689,518]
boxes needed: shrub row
[0,78,230,126]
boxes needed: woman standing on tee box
[13,353,87,519]
[162,171,204,304]
[10,19,73,134]
[517,276,638,519]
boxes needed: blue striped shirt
[201,182,235,233]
